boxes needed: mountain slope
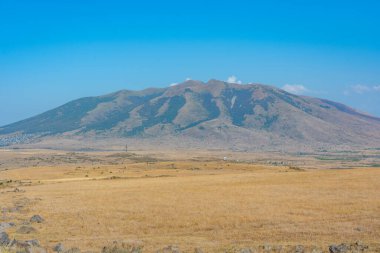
[1,79,380,150]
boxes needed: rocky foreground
[0,225,378,253]
[0,238,378,253]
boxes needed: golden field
[0,149,380,252]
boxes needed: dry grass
[0,150,380,252]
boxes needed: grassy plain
[0,149,380,252]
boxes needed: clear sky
[1,0,380,126]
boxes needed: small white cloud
[351,84,371,94]
[185,77,191,81]
[344,84,380,96]
[169,83,178,87]
[282,84,308,95]
[227,75,242,84]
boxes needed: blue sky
[1,0,380,126]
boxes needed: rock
[157,245,180,253]
[102,242,143,253]
[0,222,15,232]
[9,239,45,253]
[263,244,272,252]
[239,248,253,253]
[352,241,368,252]
[329,244,349,253]
[262,244,272,252]
[16,225,37,234]
[311,247,323,253]
[0,231,10,245]
[0,223,8,231]
[9,239,17,247]
[259,245,283,253]
[295,245,305,253]
[26,246,47,253]
[26,239,41,247]
[54,243,65,252]
[9,239,32,248]
[131,248,143,253]
[64,248,81,253]
[30,215,44,223]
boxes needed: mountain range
[1,79,380,151]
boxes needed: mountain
[1,79,380,151]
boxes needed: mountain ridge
[1,79,380,150]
